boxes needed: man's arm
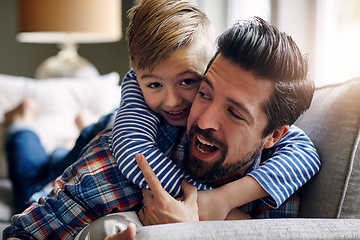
[3,129,142,240]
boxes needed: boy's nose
[164,90,182,107]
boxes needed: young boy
[4,0,319,239]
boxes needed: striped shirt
[111,69,321,207]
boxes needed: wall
[0,0,133,79]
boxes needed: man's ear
[263,125,290,149]
[130,61,134,69]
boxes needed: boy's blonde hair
[127,0,214,71]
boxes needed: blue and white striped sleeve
[111,70,210,198]
[247,125,321,208]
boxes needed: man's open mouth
[196,136,218,153]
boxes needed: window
[194,0,271,38]
[195,0,360,86]
[315,0,360,86]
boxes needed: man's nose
[197,103,221,131]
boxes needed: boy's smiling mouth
[163,107,190,120]
[169,110,184,115]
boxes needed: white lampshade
[17,0,122,79]
[17,0,122,44]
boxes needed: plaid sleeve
[240,190,301,219]
[3,128,142,240]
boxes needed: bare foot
[4,98,38,126]
[75,110,100,131]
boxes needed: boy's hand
[225,208,251,220]
[197,188,232,220]
[135,154,199,225]
[197,189,251,221]
[198,176,267,220]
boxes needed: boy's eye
[180,78,197,86]
[148,82,163,88]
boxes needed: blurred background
[0,0,359,86]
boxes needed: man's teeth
[197,136,214,146]
[196,136,214,153]
[197,145,208,153]
[169,110,184,115]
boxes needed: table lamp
[17,0,122,79]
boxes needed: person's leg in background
[27,110,117,205]
[48,109,117,178]
[4,99,51,212]
[5,99,117,211]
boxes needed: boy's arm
[248,125,320,208]
[111,70,210,198]
[197,125,321,220]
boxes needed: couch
[1,77,360,239]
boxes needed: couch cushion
[295,78,360,218]
[134,219,360,239]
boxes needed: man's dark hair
[208,17,314,137]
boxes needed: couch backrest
[295,78,360,218]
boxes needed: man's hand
[135,153,199,225]
[104,223,136,240]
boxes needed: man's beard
[183,125,264,184]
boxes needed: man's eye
[198,91,210,100]
[228,109,245,121]
[148,82,162,88]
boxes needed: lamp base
[35,43,100,79]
